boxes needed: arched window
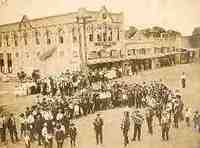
[117,27,120,41]
[103,24,107,42]
[35,30,40,45]
[46,30,51,45]
[108,27,112,41]
[97,26,102,41]
[5,33,10,47]
[88,25,93,42]
[72,26,77,43]
[58,28,64,44]
[13,32,18,47]
[23,31,28,45]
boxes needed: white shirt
[27,115,34,124]
[181,74,186,80]
[56,113,64,121]
[185,109,191,118]
[42,127,48,137]
[61,125,66,134]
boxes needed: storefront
[0,53,4,73]
[0,52,13,73]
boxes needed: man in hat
[180,72,186,88]
[161,111,171,141]
[69,123,77,148]
[193,110,200,131]
[145,107,154,135]
[173,102,180,128]
[42,122,48,148]
[55,123,65,148]
[121,111,130,147]
[19,113,26,138]
[7,113,19,143]
[56,109,64,121]
[93,113,104,145]
[0,114,6,143]
[35,114,44,146]
[131,109,144,141]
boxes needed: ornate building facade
[0,6,124,75]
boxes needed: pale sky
[0,0,200,35]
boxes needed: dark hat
[20,113,24,117]
[56,123,61,128]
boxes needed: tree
[125,26,138,39]
[167,30,181,37]
[192,27,200,36]
[151,26,166,37]
[142,28,152,38]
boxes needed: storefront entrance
[7,53,12,73]
[0,53,4,73]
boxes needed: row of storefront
[88,49,199,76]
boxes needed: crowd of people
[0,69,199,148]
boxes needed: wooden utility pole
[76,16,91,76]
[76,17,84,70]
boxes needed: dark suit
[7,116,19,143]
[121,118,130,146]
[69,127,77,148]
[93,117,103,144]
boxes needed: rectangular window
[108,28,112,41]
[72,26,77,43]
[14,33,18,47]
[47,39,51,45]
[59,36,64,44]
[161,48,165,54]
[35,31,40,45]
[89,34,93,42]
[97,34,102,41]
[117,28,120,41]
[46,30,51,45]
[73,36,77,42]
[23,32,28,45]
[5,34,10,47]
[127,49,132,56]
[7,53,12,73]
[103,32,107,42]
[0,53,4,72]
[133,49,136,55]
[36,38,40,45]
[97,26,102,41]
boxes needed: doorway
[0,53,4,73]
[7,53,12,73]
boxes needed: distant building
[123,30,183,74]
[181,35,200,62]
[0,6,124,75]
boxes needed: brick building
[0,6,124,75]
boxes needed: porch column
[151,58,157,69]
[4,53,8,73]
